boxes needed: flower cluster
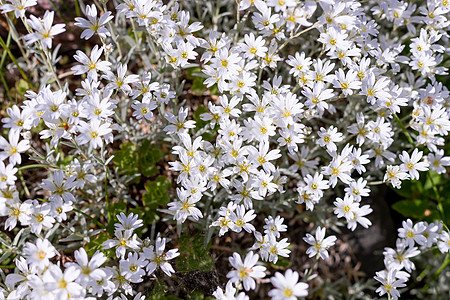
[0,0,449,299]
[375,219,450,300]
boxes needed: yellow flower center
[36,214,44,222]
[59,280,67,289]
[283,288,293,297]
[38,251,47,260]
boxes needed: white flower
[75,119,112,149]
[333,194,359,221]
[238,33,268,58]
[227,251,266,291]
[286,52,312,77]
[303,226,337,260]
[399,149,429,180]
[25,10,65,49]
[164,107,196,136]
[263,215,287,239]
[398,219,427,248]
[30,203,55,234]
[2,105,33,133]
[229,205,256,233]
[317,126,343,154]
[75,4,113,40]
[427,150,450,174]
[23,238,57,271]
[43,265,83,300]
[0,0,37,18]
[269,269,308,300]
[437,231,450,254]
[344,178,370,202]
[383,239,420,273]
[119,252,147,283]
[115,212,144,234]
[102,63,140,94]
[168,188,203,222]
[71,45,112,80]
[384,165,409,189]
[263,236,291,264]
[0,161,17,189]
[303,172,328,198]
[4,200,32,230]
[102,229,141,259]
[213,281,249,300]
[40,170,76,203]
[142,237,180,276]
[65,248,107,285]
[0,130,30,166]
[374,269,406,300]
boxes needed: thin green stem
[130,18,141,51]
[74,0,81,17]
[0,35,32,87]
[394,113,445,221]
[0,71,12,102]
[434,253,450,278]
[105,167,112,222]
[275,22,319,55]
[42,46,63,89]
[428,172,445,222]
[0,265,15,269]
[393,113,414,145]
[17,170,30,198]
[18,164,52,171]
[73,208,106,229]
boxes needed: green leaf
[187,293,214,300]
[177,234,214,272]
[423,172,442,191]
[142,176,171,223]
[149,281,181,299]
[15,79,29,94]
[193,105,209,129]
[113,142,139,176]
[392,199,428,218]
[272,257,290,268]
[393,179,423,199]
[85,232,112,257]
[138,140,163,177]
[191,77,206,95]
